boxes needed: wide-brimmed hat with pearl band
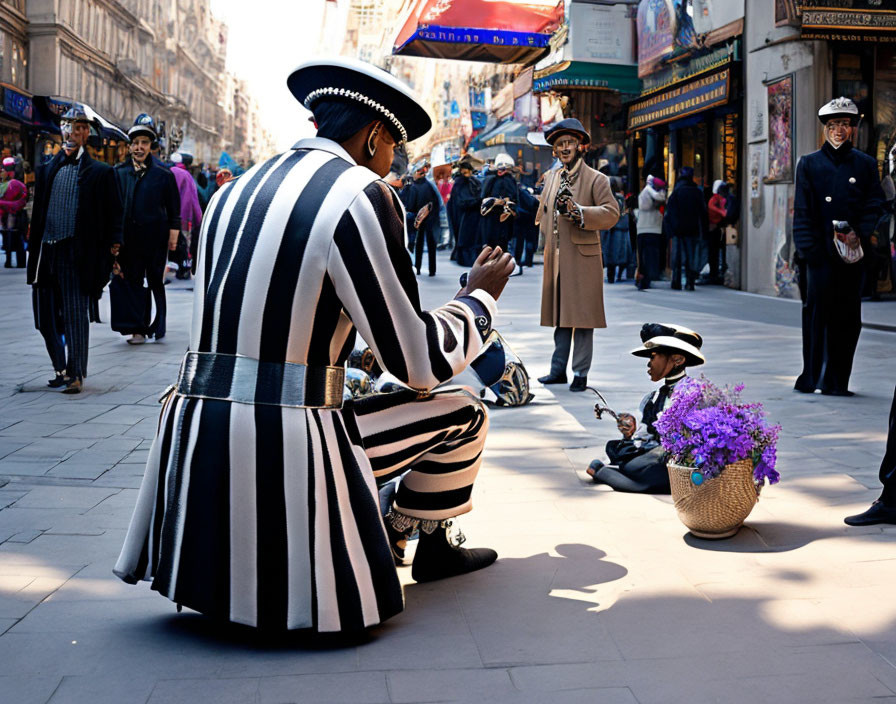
[630,323,705,367]
[287,57,432,147]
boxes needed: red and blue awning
[393,0,564,65]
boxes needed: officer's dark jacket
[27,149,123,298]
[114,158,181,250]
[793,141,885,264]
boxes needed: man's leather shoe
[537,373,567,385]
[569,376,587,392]
[62,378,82,395]
[412,523,497,583]
[845,501,896,526]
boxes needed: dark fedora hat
[287,57,431,146]
[630,323,705,367]
[544,118,591,146]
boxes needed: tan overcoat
[537,160,619,329]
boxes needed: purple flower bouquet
[654,376,781,487]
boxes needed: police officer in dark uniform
[793,98,885,396]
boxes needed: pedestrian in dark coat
[448,158,482,267]
[600,177,631,283]
[479,153,517,251]
[27,105,123,393]
[664,166,707,290]
[114,115,181,342]
[511,183,539,273]
[793,97,885,396]
[400,162,441,275]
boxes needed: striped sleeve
[328,180,496,391]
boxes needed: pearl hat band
[304,87,409,145]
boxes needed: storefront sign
[533,61,641,94]
[640,43,733,94]
[637,0,677,77]
[799,4,896,41]
[629,68,730,129]
[1,87,32,124]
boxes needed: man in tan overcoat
[536,118,619,392]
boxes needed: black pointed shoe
[569,376,588,392]
[845,501,896,526]
[411,523,497,583]
[47,372,69,388]
[537,373,567,385]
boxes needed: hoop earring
[367,126,380,158]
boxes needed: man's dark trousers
[414,222,437,275]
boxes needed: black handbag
[109,275,151,334]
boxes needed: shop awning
[469,119,531,151]
[393,0,564,65]
[628,66,731,131]
[533,61,641,95]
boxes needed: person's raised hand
[616,412,637,439]
[461,246,515,301]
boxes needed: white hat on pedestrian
[494,153,514,170]
[170,152,183,164]
[712,179,725,194]
[818,97,859,125]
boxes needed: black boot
[47,371,69,388]
[411,522,497,583]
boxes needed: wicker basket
[667,459,760,539]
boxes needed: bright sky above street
[209,0,344,152]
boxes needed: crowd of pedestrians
[0,103,233,394]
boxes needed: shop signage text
[799,5,896,40]
[629,68,730,129]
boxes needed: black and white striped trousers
[32,238,91,379]
[348,388,489,529]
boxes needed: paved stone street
[1,256,896,704]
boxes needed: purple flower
[655,376,781,486]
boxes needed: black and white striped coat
[115,139,496,632]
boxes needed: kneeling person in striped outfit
[114,58,515,633]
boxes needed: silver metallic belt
[175,351,345,409]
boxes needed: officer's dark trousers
[124,246,168,338]
[879,385,896,506]
[637,232,662,289]
[795,257,862,394]
[414,223,437,275]
[31,239,91,379]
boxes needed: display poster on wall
[772,186,797,298]
[637,0,677,77]
[766,75,794,183]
